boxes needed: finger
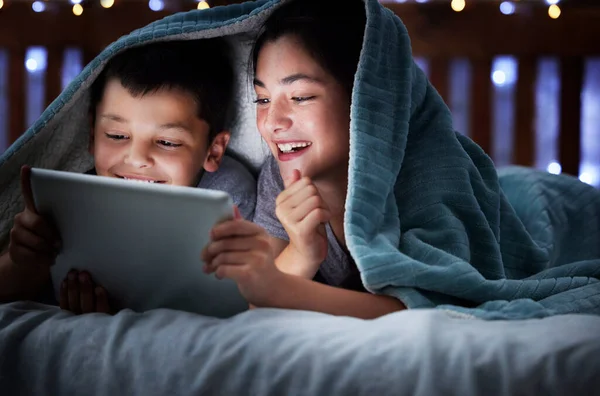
[203,235,269,263]
[78,272,95,314]
[211,220,264,241]
[276,180,322,210]
[284,195,329,224]
[10,226,56,254]
[17,210,60,247]
[59,281,69,310]
[213,257,264,283]
[20,165,38,214]
[205,251,249,274]
[214,264,235,281]
[233,205,242,220]
[276,176,314,206]
[8,243,53,268]
[299,208,331,235]
[67,271,81,314]
[283,169,302,189]
[94,287,111,314]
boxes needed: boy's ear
[88,123,95,155]
[203,131,231,173]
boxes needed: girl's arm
[266,273,406,319]
[271,238,320,279]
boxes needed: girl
[202,0,406,319]
[202,0,600,320]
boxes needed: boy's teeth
[124,177,156,183]
[277,142,311,153]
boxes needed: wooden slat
[83,47,99,71]
[558,57,584,176]
[470,58,493,155]
[8,48,26,144]
[429,58,449,104]
[514,56,537,167]
[45,46,64,108]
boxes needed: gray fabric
[254,155,362,289]
[199,155,257,220]
[1,301,600,396]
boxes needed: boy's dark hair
[90,39,235,140]
[252,0,366,97]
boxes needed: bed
[0,0,599,394]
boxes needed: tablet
[30,168,249,318]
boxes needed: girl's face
[254,35,351,183]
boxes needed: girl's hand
[201,207,283,307]
[275,169,329,277]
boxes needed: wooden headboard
[0,1,598,183]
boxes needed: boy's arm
[267,273,407,320]
[0,251,24,303]
[0,251,49,303]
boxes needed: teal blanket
[0,0,598,320]
[347,0,600,319]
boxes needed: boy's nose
[123,143,152,168]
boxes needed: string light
[149,0,164,11]
[73,3,83,16]
[451,0,465,12]
[32,1,45,12]
[499,1,515,15]
[0,0,566,16]
[548,4,561,19]
[547,162,561,175]
[101,0,115,9]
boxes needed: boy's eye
[292,96,316,103]
[253,98,270,106]
[105,133,128,141]
[158,140,182,148]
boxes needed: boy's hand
[201,207,282,307]
[8,166,61,276]
[59,270,112,314]
[275,169,330,274]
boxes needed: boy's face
[90,79,229,186]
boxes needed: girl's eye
[106,133,128,140]
[158,140,182,148]
[253,98,270,106]
[292,96,316,103]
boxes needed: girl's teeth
[277,142,312,153]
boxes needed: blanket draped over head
[0,0,598,319]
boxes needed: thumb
[20,165,38,214]
[283,169,301,189]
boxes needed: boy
[0,39,256,314]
